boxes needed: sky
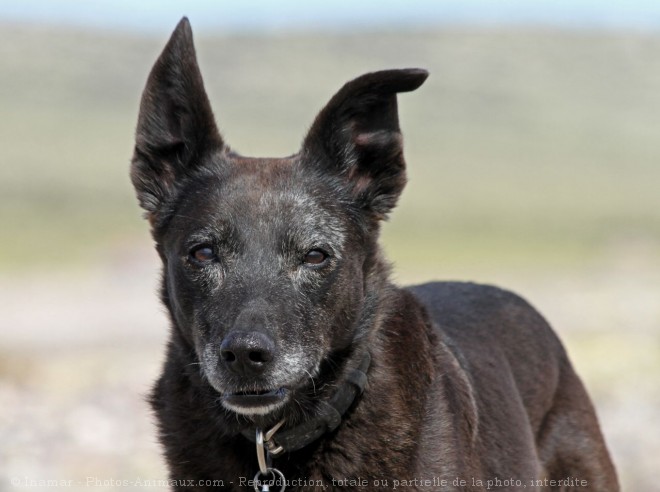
[1,0,660,34]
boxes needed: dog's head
[131,18,427,421]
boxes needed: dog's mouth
[221,387,289,416]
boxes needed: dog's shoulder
[407,281,558,344]
[408,281,567,430]
[408,280,533,311]
[406,280,567,373]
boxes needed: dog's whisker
[303,369,317,395]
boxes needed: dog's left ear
[302,69,428,219]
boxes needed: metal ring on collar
[255,428,268,475]
[252,467,286,492]
[264,418,285,456]
[256,418,286,473]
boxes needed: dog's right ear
[131,17,223,223]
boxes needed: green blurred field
[1,25,659,273]
[1,24,659,491]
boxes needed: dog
[130,18,619,491]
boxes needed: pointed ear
[302,69,428,219]
[131,17,223,221]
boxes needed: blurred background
[1,0,659,490]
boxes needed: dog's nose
[220,331,275,376]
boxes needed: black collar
[240,351,371,455]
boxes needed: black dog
[131,18,619,491]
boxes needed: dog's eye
[189,245,216,264]
[303,249,328,266]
